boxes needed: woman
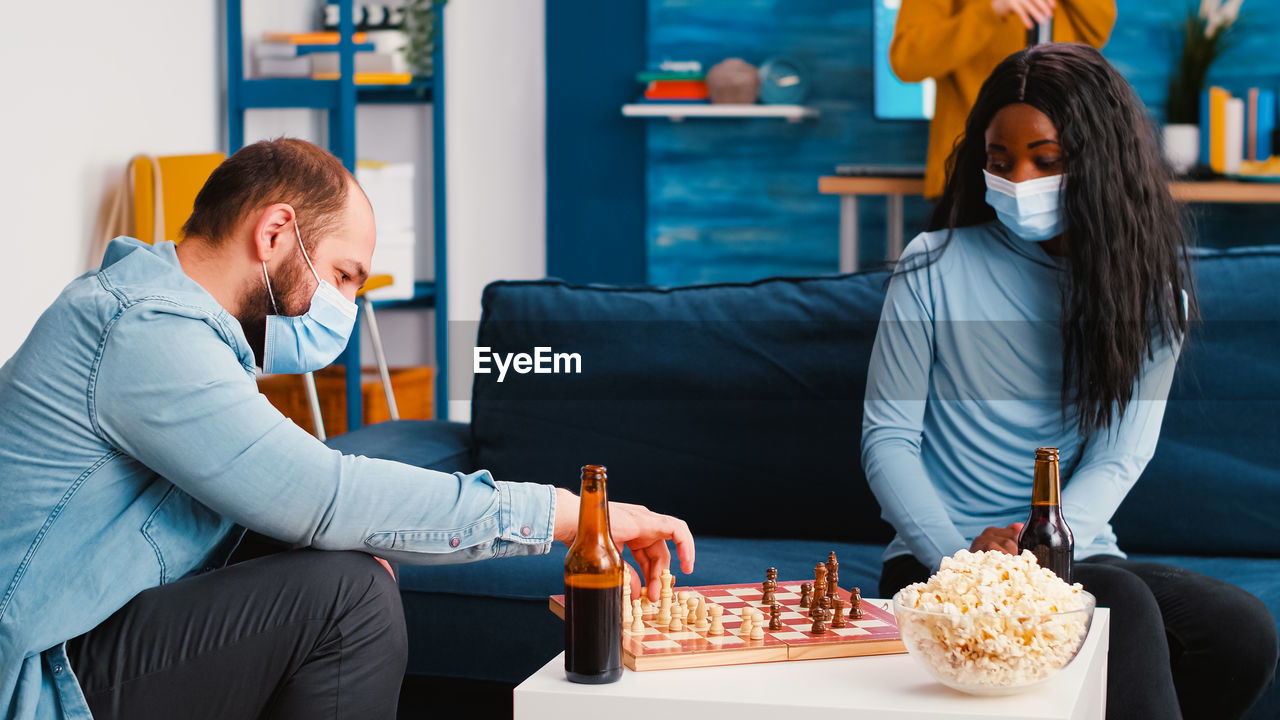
[891,0,1116,199]
[861,43,1277,718]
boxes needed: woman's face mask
[984,169,1065,242]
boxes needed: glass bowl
[892,589,1095,696]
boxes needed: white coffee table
[515,604,1108,720]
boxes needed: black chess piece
[851,587,864,619]
[769,602,783,631]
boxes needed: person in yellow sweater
[891,0,1117,198]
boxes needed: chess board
[549,582,905,671]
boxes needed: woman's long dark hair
[927,43,1193,435]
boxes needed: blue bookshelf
[225,0,450,428]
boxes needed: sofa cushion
[472,274,896,544]
[1112,246,1280,555]
[324,420,472,473]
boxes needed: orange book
[1209,87,1230,173]
[312,71,413,85]
[262,31,369,45]
[645,80,709,100]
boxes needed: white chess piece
[629,599,645,634]
[708,604,725,636]
[622,588,633,626]
[695,597,709,631]
[751,609,765,640]
[739,609,753,637]
[669,612,683,632]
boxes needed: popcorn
[895,550,1091,688]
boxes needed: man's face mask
[983,170,1065,242]
[260,224,358,374]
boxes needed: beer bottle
[1016,447,1074,583]
[564,464,623,683]
[1026,17,1052,46]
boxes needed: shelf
[368,280,437,310]
[621,103,819,123]
[239,77,434,109]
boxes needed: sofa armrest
[324,420,475,474]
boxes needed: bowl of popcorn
[892,550,1094,696]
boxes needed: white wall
[0,0,221,362]
[443,0,547,420]
[0,0,551,417]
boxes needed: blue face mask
[983,169,1065,242]
[260,224,358,374]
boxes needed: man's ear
[251,203,297,264]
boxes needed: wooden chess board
[549,582,905,671]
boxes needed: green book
[636,71,706,82]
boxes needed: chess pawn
[686,597,698,627]
[799,583,812,610]
[669,612,683,632]
[851,588,864,619]
[831,596,847,628]
[811,604,828,635]
[768,603,783,631]
[708,605,726,636]
[640,594,653,615]
[695,597,709,631]
[750,610,765,640]
[739,609,753,638]
[630,602,645,634]
[761,579,777,606]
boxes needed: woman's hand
[970,522,1025,554]
[992,0,1055,29]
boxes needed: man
[0,138,695,720]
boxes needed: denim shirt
[0,238,557,720]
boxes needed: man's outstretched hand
[554,488,695,604]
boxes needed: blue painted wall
[645,1,1280,287]
[546,0,648,285]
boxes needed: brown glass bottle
[564,465,623,683]
[1016,447,1075,583]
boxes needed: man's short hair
[181,138,350,247]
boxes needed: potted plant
[1164,0,1243,174]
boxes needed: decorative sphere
[706,58,760,104]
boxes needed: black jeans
[881,554,1279,720]
[67,548,408,720]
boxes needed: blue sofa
[328,245,1280,717]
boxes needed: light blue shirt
[861,222,1180,572]
[0,238,556,720]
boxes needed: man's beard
[237,246,313,368]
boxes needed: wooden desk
[819,176,1280,272]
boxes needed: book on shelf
[1247,88,1276,162]
[1201,86,1276,173]
[636,71,706,82]
[310,52,396,75]
[311,71,413,85]
[644,80,709,100]
[262,31,370,44]
[255,41,376,58]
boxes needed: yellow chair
[103,152,401,441]
[131,153,227,244]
